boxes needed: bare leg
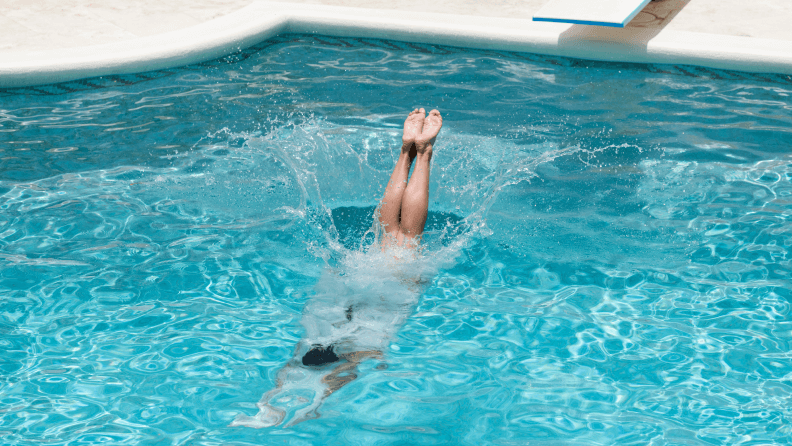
[379,109,425,239]
[284,350,381,427]
[230,350,382,429]
[399,110,443,247]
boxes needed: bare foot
[416,109,442,154]
[402,108,425,154]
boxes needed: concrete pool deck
[1,0,791,87]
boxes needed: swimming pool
[1,34,791,444]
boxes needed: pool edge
[1,1,791,88]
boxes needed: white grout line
[1,1,791,88]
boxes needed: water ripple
[2,34,792,445]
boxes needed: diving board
[533,0,652,28]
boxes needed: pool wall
[2,0,792,88]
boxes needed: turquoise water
[1,34,792,444]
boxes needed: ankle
[415,142,433,156]
[398,150,415,163]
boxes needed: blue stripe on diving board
[532,17,627,28]
[532,0,652,28]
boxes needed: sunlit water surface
[1,35,792,445]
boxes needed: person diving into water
[231,108,443,428]
[378,108,442,249]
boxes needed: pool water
[1,34,791,445]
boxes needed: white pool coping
[1,1,791,89]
